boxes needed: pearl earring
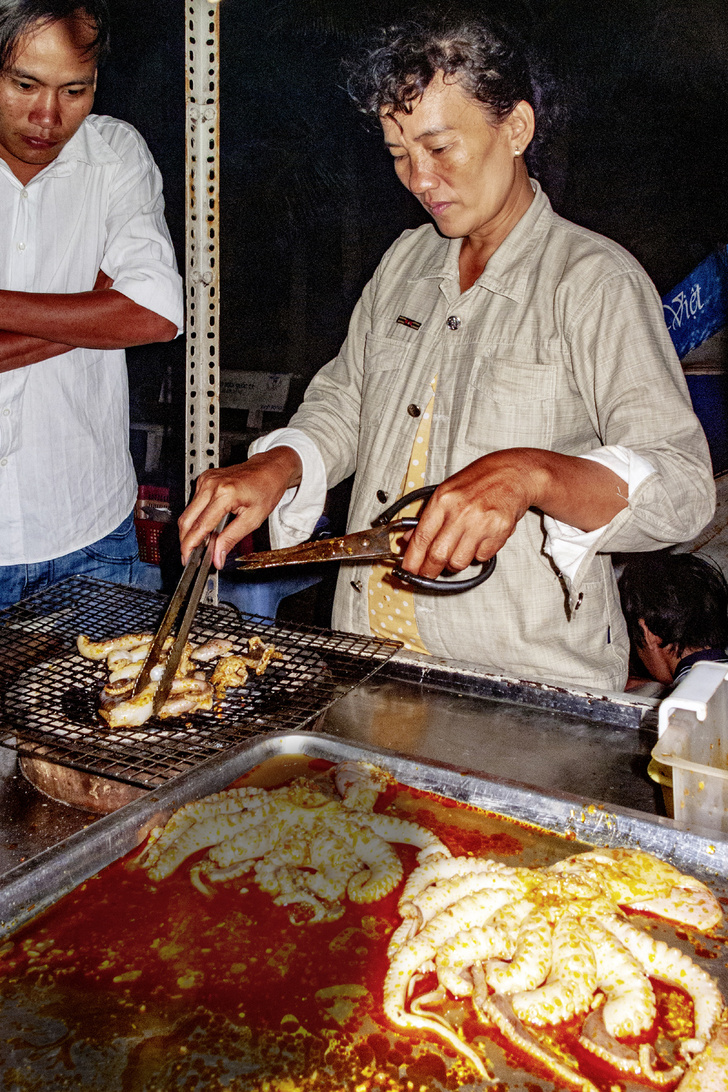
[514,148,522,157]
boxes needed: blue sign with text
[662,247,728,359]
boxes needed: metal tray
[1,732,727,1092]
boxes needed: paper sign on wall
[220,371,291,412]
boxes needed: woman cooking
[179,12,714,691]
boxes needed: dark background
[93,0,728,499]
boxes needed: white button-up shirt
[0,114,184,563]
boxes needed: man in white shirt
[0,0,183,609]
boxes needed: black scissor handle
[394,553,497,593]
[373,484,438,525]
[374,484,498,594]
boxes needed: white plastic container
[653,663,728,832]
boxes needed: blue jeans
[0,510,142,611]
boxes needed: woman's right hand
[178,447,303,569]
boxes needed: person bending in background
[0,0,183,610]
[618,552,728,688]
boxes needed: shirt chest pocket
[461,358,558,452]
[361,333,413,422]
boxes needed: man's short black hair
[0,0,110,71]
[618,551,728,657]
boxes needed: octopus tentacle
[201,793,332,868]
[602,914,723,1060]
[388,888,513,993]
[425,888,522,949]
[189,638,234,662]
[399,855,505,914]
[339,826,403,903]
[190,858,253,895]
[138,787,269,870]
[578,1008,685,1086]
[472,967,599,1092]
[409,982,452,1026]
[306,825,362,902]
[106,642,153,671]
[387,887,519,1017]
[638,1043,686,1086]
[387,919,416,959]
[255,861,344,924]
[348,812,450,861]
[511,915,597,1026]
[107,660,144,684]
[383,929,492,1079]
[77,632,154,660]
[486,905,552,995]
[436,924,513,997]
[212,819,291,870]
[159,686,213,718]
[99,683,155,727]
[581,916,656,1038]
[147,808,271,880]
[406,869,530,929]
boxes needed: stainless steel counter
[324,663,661,813]
[0,651,661,877]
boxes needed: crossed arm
[0,269,178,374]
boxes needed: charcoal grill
[0,576,399,791]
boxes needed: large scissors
[235,484,497,594]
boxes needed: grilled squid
[79,631,281,728]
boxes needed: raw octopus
[384,845,725,1090]
[136,760,450,924]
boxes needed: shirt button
[21,190,28,199]
[407,404,421,418]
[350,580,363,593]
[376,489,388,503]
[1,408,9,416]
[17,241,25,251]
[446,315,461,330]
[0,458,7,467]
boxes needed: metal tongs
[236,485,497,594]
[131,518,225,716]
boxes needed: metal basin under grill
[0,576,399,796]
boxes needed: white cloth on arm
[543,445,656,586]
[0,115,183,564]
[248,428,327,548]
[252,433,657,582]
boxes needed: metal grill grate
[0,577,400,789]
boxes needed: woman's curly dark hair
[344,12,562,177]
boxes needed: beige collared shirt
[278,183,714,689]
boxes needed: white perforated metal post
[186,0,221,601]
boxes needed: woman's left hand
[399,448,628,578]
[399,452,534,578]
